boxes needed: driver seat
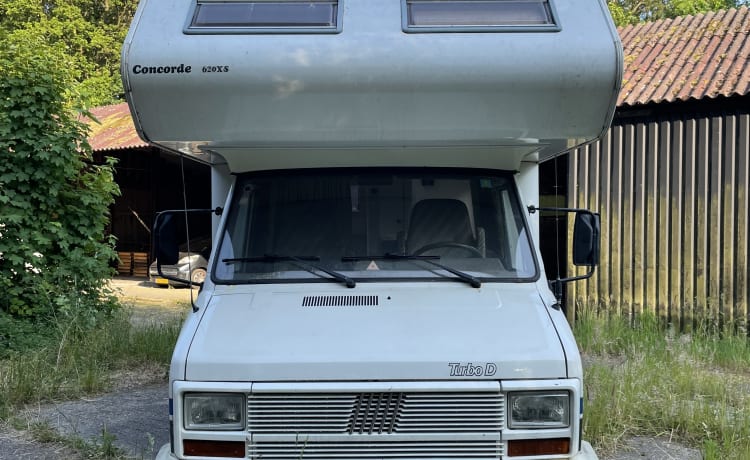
[405,199,476,256]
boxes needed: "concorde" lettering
[132,64,192,75]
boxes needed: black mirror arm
[549,265,597,302]
[528,205,594,214]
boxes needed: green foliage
[0,0,138,106]
[607,0,743,26]
[0,34,120,322]
[0,312,57,356]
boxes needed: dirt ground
[109,277,194,325]
[0,278,703,460]
[109,276,195,307]
[600,437,702,460]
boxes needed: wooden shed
[86,104,210,277]
[560,7,749,329]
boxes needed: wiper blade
[223,255,320,263]
[224,254,356,289]
[342,253,481,289]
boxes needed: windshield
[213,169,537,284]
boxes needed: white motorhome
[122,1,622,458]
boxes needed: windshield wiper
[224,254,356,288]
[342,253,481,289]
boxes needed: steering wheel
[412,242,483,257]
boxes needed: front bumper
[155,443,176,459]
[149,265,183,285]
[575,441,599,459]
[155,441,599,459]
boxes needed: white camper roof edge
[122,0,623,172]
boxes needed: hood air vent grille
[302,295,379,307]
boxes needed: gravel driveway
[2,385,168,459]
[0,278,704,459]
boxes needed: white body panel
[122,0,621,169]
[123,1,619,458]
[183,283,565,381]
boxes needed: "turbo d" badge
[448,362,498,377]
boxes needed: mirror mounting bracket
[527,206,600,302]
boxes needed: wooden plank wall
[566,107,749,330]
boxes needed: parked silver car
[149,238,210,287]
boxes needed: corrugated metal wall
[566,104,749,330]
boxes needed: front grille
[248,391,504,434]
[247,390,504,459]
[249,440,502,459]
[249,394,356,433]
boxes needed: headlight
[508,391,569,428]
[184,393,245,430]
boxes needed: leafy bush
[0,312,57,356]
[0,34,120,323]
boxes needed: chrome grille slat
[249,440,502,459]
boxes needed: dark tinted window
[406,0,555,28]
[214,169,537,284]
[190,1,337,29]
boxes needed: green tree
[0,0,138,106]
[608,0,745,26]
[0,34,120,320]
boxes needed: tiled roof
[618,6,750,106]
[84,103,148,152]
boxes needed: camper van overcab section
[122,0,622,458]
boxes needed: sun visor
[122,0,621,172]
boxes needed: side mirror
[572,211,600,267]
[528,205,600,302]
[153,212,179,265]
[151,207,221,291]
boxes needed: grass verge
[27,420,128,459]
[576,311,750,459]
[0,308,181,421]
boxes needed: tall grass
[576,310,750,459]
[0,309,181,420]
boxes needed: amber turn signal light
[508,438,570,456]
[183,440,245,458]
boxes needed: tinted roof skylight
[405,0,556,30]
[188,1,339,32]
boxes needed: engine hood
[184,283,567,381]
